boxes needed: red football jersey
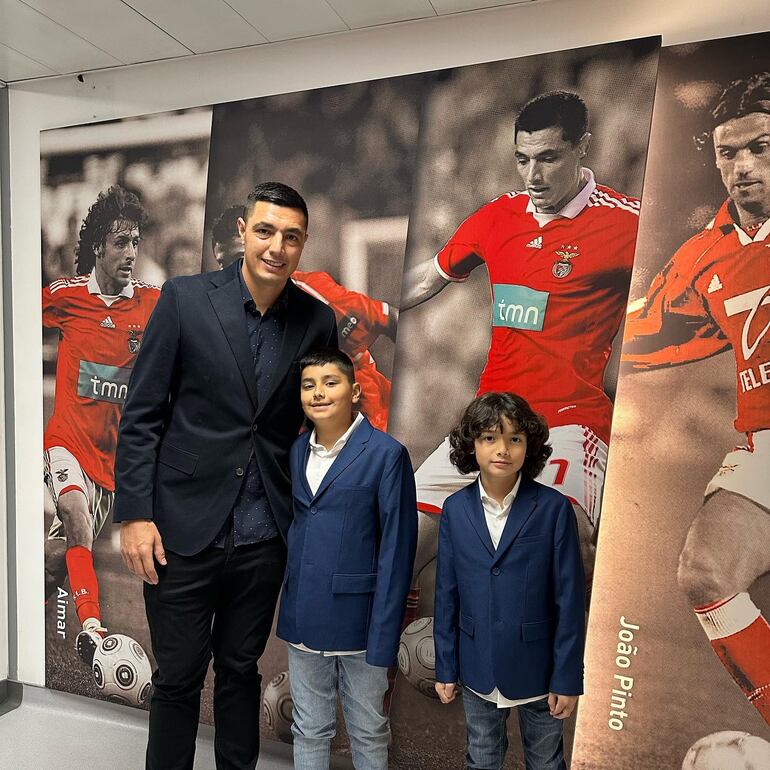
[623,200,770,434]
[292,270,392,430]
[435,174,640,443]
[43,274,160,491]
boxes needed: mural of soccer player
[211,205,398,429]
[623,72,770,727]
[43,186,159,667]
[211,204,245,269]
[400,90,642,619]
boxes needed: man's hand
[435,682,457,704]
[548,692,578,719]
[120,520,166,585]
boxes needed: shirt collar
[238,259,290,315]
[87,270,134,299]
[525,168,596,222]
[308,411,364,455]
[715,201,770,246]
[479,473,522,515]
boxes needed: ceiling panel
[124,0,267,55]
[0,0,120,73]
[0,40,55,81]
[224,0,347,42]
[20,0,189,63]
[326,0,435,29]
[430,0,532,13]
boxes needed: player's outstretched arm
[400,257,450,311]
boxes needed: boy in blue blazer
[433,392,585,770]
[277,348,417,770]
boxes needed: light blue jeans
[286,645,390,770]
[462,686,566,770]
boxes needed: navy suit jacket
[113,260,337,554]
[434,477,585,699]
[277,416,417,667]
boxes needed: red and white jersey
[435,169,639,443]
[292,270,392,430]
[623,200,770,434]
[43,272,160,491]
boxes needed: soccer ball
[92,634,153,707]
[263,670,294,743]
[398,617,439,699]
[682,730,770,769]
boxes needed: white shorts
[45,446,114,541]
[705,430,770,511]
[415,424,608,527]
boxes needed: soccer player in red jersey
[43,186,159,665]
[623,73,770,727]
[401,91,641,621]
[211,207,398,430]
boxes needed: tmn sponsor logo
[492,284,548,331]
[77,361,132,404]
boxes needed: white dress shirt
[470,476,548,709]
[290,411,366,656]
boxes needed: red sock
[695,593,770,726]
[66,545,101,627]
[401,587,421,632]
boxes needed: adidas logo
[100,316,116,329]
[526,236,543,249]
[707,274,723,294]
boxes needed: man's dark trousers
[144,530,286,770]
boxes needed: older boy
[433,392,585,770]
[277,348,417,770]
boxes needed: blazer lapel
[208,265,258,409]
[294,431,313,502]
[311,417,373,502]
[463,481,495,558]
[257,281,309,418]
[491,476,538,566]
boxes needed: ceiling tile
[224,0,347,42]
[21,0,190,63]
[0,40,56,81]
[0,0,121,72]
[430,0,532,13]
[326,0,435,28]
[124,0,266,55]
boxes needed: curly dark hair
[74,186,148,275]
[449,392,552,479]
[712,72,770,129]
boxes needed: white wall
[0,86,8,685]
[5,0,770,685]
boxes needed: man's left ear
[352,382,362,403]
[577,132,592,159]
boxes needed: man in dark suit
[113,182,337,770]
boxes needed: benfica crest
[553,244,579,278]
[128,328,143,354]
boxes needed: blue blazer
[277,416,417,667]
[434,477,585,699]
[114,260,337,554]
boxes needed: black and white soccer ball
[263,670,294,743]
[92,634,153,707]
[682,730,770,769]
[398,616,439,699]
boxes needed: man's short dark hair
[74,185,148,275]
[515,91,588,145]
[300,348,355,385]
[243,182,308,227]
[211,204,244,251]
[449,392,552,479]
[712,72,770,129]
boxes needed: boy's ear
[352,382,362,403]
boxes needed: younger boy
[277,348,417,770]
[433,392,585,770]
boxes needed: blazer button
[310,506,317,514]
[235,467,244,477]
[492,567,501,575]
[252,423,258,432]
